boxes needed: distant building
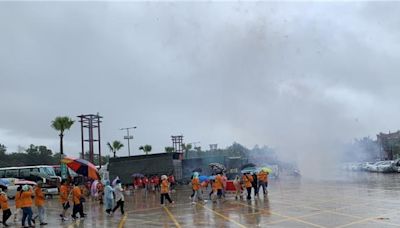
[377,131,400,160]
[108,153,181,184]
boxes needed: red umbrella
[62,157,100,180]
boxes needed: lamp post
[120,126,137,157]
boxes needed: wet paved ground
[5,172,400,227]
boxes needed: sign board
[60,163,68,180]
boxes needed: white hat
[161,175,168,180]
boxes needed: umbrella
[15,180,37,186]
[208,176,216,180]
[199,175,209,182]
[0,179,9,188]
[209,163,226,174]
[131,173,144,178]
[112,176,120,186]
[62,157,100,180]
[241,163,256,170]
[192,168,202,173]
[241,167,258,174]
[91,180,99,196]
[259,167,273,173]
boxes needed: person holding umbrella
[0,186,11,227]
[242,172,254,200]
[257,170,268,196]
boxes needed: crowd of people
[0,182,48,228]
[0,170,269,227]
[189,169,269,204]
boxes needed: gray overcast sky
[1,1,400,163]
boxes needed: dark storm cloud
[1,1,400,175]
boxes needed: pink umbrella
[91,180,99,196]
[112,176,120,186]
[15,180,37,186]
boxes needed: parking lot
[4,172,400,227]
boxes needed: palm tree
[51,116,74,156]
[182,143,193,158]
[164,147,175,153]
[139,144,152,155]
[107,141,124,158]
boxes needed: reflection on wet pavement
[5,173,400,227]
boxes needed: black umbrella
[192,168,202,173]
[241,163,256,170]
[209,163,226,174]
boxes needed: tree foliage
[139,144,152,155]
[107,140,124,158]
[51,116,74,155]
[164,147,175,153]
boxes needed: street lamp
[120,126,137,157]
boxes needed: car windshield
[39,167,56,176]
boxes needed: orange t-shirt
[15,191,22,208]
[72,186,82,205]
[59,185,69,204]
[20,191,33,208]
[161,180,169,193]
[243,174,253,188]
[214,175,223,190]
[34,187,45,207]
[0,193,9,210]
[192,178,200,191]
[257,172,267,182]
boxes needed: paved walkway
[5,173,400,227]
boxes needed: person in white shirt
[112,180,124,215]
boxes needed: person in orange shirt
[71,182,84,220]
[34,182,47,225]
[13,185,22,222]
[214,174,224,199]
[191,172,203,204]
[160,175,174,206]
[257,171,268,196]
[0,186,12,227]
[20,185,34,228]
[242,173,254,200]
[59,180,70,221]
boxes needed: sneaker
[191,201,196,205]
[160,204,165,207]
[40,223,48,226]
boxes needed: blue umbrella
[199,175,209,182]
[0,178,9,187]
[208,176,216,180]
